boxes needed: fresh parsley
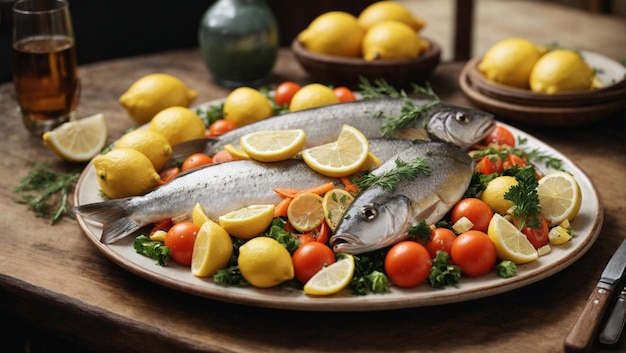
[429,251,462,289]
[133,235,171,266]
[504,166,542,230]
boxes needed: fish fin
[396,128,429,141]
[73,199,142,244]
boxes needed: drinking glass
[12,0,79,135]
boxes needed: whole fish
[74,139,419,244]
[330,142,474,255]
[174,98,495,158]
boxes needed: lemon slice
[191,220,233,277]
[322,189,355,231]
[218,204,275,239]
[240,129,306,162]
[487,213,538,264]
[42,113,108,162]
[287,192,325,233]
[223,144,250,160]
[192,202,211,228]
[304,255,354,296]
[361,152,382,172]
[537,171,582,226]
[301,125,369,177]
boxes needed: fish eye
[455,112,470,124]
[360,205,377,221]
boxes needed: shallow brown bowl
[291,38,441,89]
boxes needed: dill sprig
[14,162,80,224]
[358,76,404,99]
[504,166,541,230]
[517,136,564,171]
[356,157,431,191]
[380,95,440,138]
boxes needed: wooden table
[1,45,625,353]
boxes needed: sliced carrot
[274,197,292,218]
[273,182,334,199]
[342,177,359,194]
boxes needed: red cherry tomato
[426,227,457,258]
[208,119,238,137]
[450,230,497,277]
[503,153,527,170]
[484,125,516,147]
[478,154,503,175]
[182,153,213,171]
[292,242,336,284]
[211,150,238,163]
[450,198,494,233]
[164,221,199,266]
[384,241,432,288]
[309,222,331,244]
[521,214,549,249]
[296,234,317,245]
[157,167,180,186]
[333,87,356,102]
[149,218,173,236]
[274,81,301,106]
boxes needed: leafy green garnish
[196,103,224,129]
[358,76,404,99]
[428,251,462,289]
[14,162,80,225]
[346,251,389,295]
[407,221,432,241]
[133,235,171,266]
[504,166,541,230]
[213,265,248,286]
[356,157,431,191]
[496,261,517,278]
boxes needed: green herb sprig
[504,166,542,230]
[356,157,431,191]
[14,162,80,225]
[133,235,171,266]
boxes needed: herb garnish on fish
[356,157,431,191]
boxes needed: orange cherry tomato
[521,214,549,249]
[274,81,301,106]
[208,119,238,137]
[164,221,199,266]
[211,150,238,163]
[384,241,432,288]
[450,230,497,277]
[333,86,356,102]
[503,153,527,170]
[426,227,457,258]
[157,167,180,186]
[181,153,213,171]
[149,218,173,236]
[484,125,515,147]
[450,198,494,233]
[478,154,503,175]
[292,242,336,284]
[309,222,331,244]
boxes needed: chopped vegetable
[134,235,171,266]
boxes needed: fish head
[330,189,413,255]
[425,105,496,150]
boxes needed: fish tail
[73,199,142,244]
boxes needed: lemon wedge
[304,255,354,296]
[322,189,355,231]
[537,171,582,226]
[42,113,107,162]
[302,125,369,177]
[192,202,211,228]
[191,220,233,277]
[487,213,538,264]
[287,192,325,233]
[223,144,250,160]
[218,204,275,239]
[240,129,306,162]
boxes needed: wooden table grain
[1,46,625,353]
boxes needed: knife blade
[564,238,626,353]
[598,285,626,345]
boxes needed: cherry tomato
[164,221,199,266]
[450,198,494,233]
[211,150,238,163]
[149,218,174,236]
[450,230,497,277]
[274,81,301,106]
[503,153,527,170]
[309,222,331,244]
[484,125,515,147]
[157,167,180,186]
[208,119,238,137]
[384,241,432,288]
[521,214,549,249]
[296,234,317,245]
[292,242,336,284]
[478,154,503,175]
[182,153,213,171]
[427,227,457,258]
[333,87,356,102]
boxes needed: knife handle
[564,284,613,353]
[599,289,626,345]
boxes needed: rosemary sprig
[14,162,80,224]
[356,157,431,191]
[380,95,440,138]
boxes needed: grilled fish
[330,142,474,254]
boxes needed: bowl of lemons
[291,2,441,89]
[459,38,626,126]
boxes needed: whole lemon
[93,148,161,199]
[289,83,340,112]
[480,176,518,215]
[297,11,365,57]
[238,237,294,288]
[358,1,425,32]
[223,87,274,127]
[530,49,595,94]
[149,106,206,146]
[119,73,198,125]
[362,20,427,61]
[478,38,545,89]
[115,129,173,171]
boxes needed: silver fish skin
[174,98,495,158]
[330,142,474,255]
[73,139,419,244]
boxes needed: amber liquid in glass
[12,35,79,122]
